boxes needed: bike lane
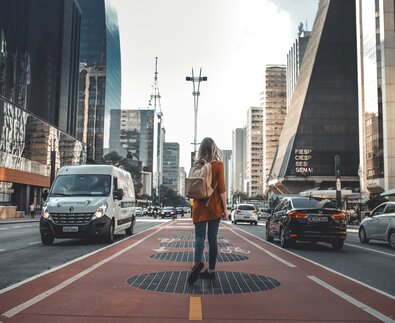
[0,219,394,322]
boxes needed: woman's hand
[223,209,229,220]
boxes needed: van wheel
[105,220,115,243]
[125,220,134,236]
[41,233,54,245]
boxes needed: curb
[0,219,40,225]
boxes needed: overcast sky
[112,0,319,171]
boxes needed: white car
[231,204,258,225]
[359,202,395,249]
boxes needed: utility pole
[186,68,207,163]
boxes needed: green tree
[159,185,189,207]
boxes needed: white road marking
[0,249,5,252]
[345,243,395,258]
[2,221,173,318]
[347,229,358,233]
[308,276,395,323]
[28,241,41,245]
[227,223,395,301]
[225,224,296,268]
[0,228,7,230]
[11,226,23,229]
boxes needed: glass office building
[0,0,85,217]
[0,0,81,136]
[77,0,122,159]
[356,0,395,193]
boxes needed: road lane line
[189,297,202,320]
[225,223,395,300]
[2,221,173,318]
[28,241,41,245]
[225,224,296,268]
[345,243,395,258]
[0,249,5,252]
[308,276,395,323]
[11,226,23,229]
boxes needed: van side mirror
[42,190,49,201]
[115,188,124,200]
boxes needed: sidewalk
[0,215,40,225]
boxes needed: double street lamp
[186,68,207,162]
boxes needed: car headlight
[93,202,108,220]
[42,207,50,220]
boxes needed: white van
[40,165,136,245]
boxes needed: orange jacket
[191,160,226,223]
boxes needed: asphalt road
[0,217,168,290]
[1,218,394,298]
[231,220,395,297]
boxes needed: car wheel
[250,222,253,225]
[254,221,258,226]
[388,230,395,249]
[41,232,54,245]
[359,227,369,244]
[234,220,237,225]
[280,228,289,248]
[125,220,134,236]
[332,240,344,250]
[105,220,115,243]
[266,225,274,242]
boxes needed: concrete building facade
[246,107,263,197]
[232,127,247,194]
[262,65,287,193]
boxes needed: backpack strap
[204,181,218,207]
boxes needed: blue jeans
[194,218,221,270]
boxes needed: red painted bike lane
[0,219,394,322]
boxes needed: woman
[188,137,229,285]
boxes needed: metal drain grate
[150,251,248,262]
[127,271,280,295]
[160,241,231,248]
[170,234,225,240]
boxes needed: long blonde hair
[195,137,222,163]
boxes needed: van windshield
[50,175,111,197]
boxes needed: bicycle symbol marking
[220,246,250,254]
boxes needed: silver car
[231,203,258,225]
[359,201,395,249]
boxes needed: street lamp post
[186,68,207,163]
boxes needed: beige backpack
[185,160,217,202]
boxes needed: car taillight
[236,210,241,213]
[331,212,346,220]
[288,211,307,219]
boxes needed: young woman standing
[188,137,229,285]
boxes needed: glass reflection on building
[0,96,86,216]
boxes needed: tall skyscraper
[178,167,186,197]
[262,65,287,193]
[246,107,263,197]
[232,127,246,194]
[0,0,85,215]
[0,0,81,135]
[269,0,359,194]
[163,142,180,193]
[222,149,232,202]
[356,0,395,194]
[77,0,122,158]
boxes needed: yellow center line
[189,296,202,320]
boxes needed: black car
[266,197,347,250]
[161,206,176,218]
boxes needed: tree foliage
[159,185,189,207]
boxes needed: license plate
[244,216,250,219]
[63,226,78,232]
[311,216,328,222]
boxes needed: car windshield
[163,207,173,210]
[50,174,111,197]
[238,205,255,210]
[291,198,336,209]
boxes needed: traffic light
[334,155,341,177]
